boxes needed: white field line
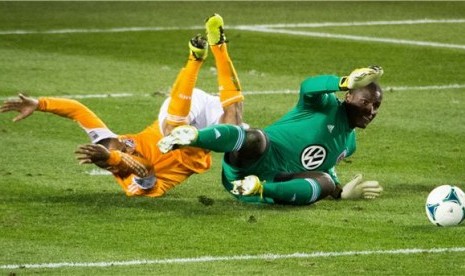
[86,168,112,176]
[0,93,141,101]
[1,19,464,50]
[0,26,203,35]
[238,18,465,50]
[1,19,464,35]
[238,18,465,29]
[1,247,465,269]
[236,26,465,50]
[1,84,464,101]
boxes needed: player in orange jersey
[0,14,243,197]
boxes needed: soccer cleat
[157,125,198,153]
[205,13,226,45]
[189,34,208,60]
[230,175,264,196]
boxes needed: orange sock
[166,54,203,126]
[211,44,243,107]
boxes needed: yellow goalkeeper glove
[339,65,384,90]
[341,174,384,199]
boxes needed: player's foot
[231,175,263,196]
[189,34,208,60]
[158,125,198,153]
[205,13,226,45]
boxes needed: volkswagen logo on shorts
[301,145,326,170]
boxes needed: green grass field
[1,1,465,275]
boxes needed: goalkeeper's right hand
[339,65,384,90]
[341,174,383,199]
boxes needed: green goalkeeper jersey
[222,75,356,185]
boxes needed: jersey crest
[301,145,327,170]
[89,130,99,141]
[119,138,137,155]
[122,138,136,149]
[336,149,347,164]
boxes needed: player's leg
[205,13,243,125]
[158,124,267,164]
[230,171,336,205]
[162,35,208,135]
[271,171,336,204]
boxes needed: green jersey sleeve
[326,166,341,185]
[298,75,341,108]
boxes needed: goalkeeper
[0,14,243,197]
[159,66,385,205]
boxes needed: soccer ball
[425,185,465,227]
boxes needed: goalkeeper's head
[344,82,383,129]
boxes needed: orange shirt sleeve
[38,97,107,129]
[37,97,117,142]
[107,150,153,178]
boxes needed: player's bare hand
[0,93,39,122]
[75,144,110,165]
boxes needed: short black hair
[96,138,114,148]
[350,82,382,95]
[368,82,382,94]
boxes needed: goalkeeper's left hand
[339,65,384,90]
[341,174,383,199]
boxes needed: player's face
[345,87,382,129]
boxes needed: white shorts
[158,88,224,132]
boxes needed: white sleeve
[83,127,118,144]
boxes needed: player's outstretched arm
[4,93,117,144]
[0,93,39,122]
[341,174,383,199]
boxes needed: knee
[228,128,267,167]
[243,129,267,153]
[220,102,243,125]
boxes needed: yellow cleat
[189,34,208,60]
[205,13,226,45]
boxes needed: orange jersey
[38,97,211,197]
[118,122,211,197]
